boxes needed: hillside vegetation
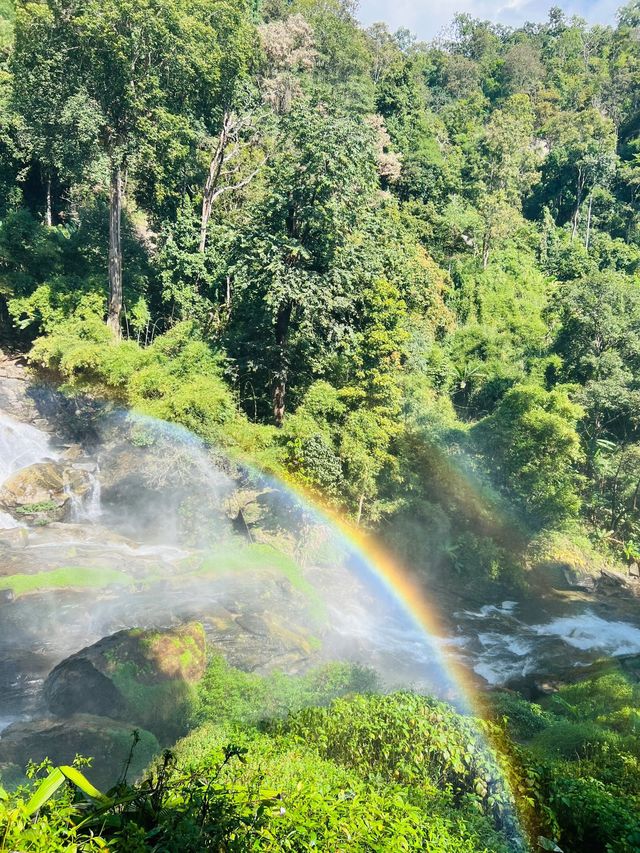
[1,0,640,580]
[1,0,640,850]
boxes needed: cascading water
[0,411,57,529]
[0,411,55,482]
[82,471,102,522]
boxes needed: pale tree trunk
[107,165,123,335]
[45,177,52,228]
[482,233,491,269]
[199,113,267,254]
[585,193,593,250]
[199,113,232,253]
[571,170,584,242]
[356,494,365,526]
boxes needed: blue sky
[357,0,622,40]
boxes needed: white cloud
[356,0,621,41]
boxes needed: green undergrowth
[487,671,640,852]
[14,501,59,515]
[0,691,516,853]
[0,566,133,597]
[5,656,639,851]
[190,654,378,728]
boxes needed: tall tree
[228,103,378,425]
[14,0,176,331]
[13,0,253,332]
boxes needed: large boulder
[0,714,159,790]
[0,461,92,524]
[44,623,207,742]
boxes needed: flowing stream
[1,389,640,739]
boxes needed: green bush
[191,654,378,728]
[532,720,619,760]
[487,692,554,740]
[548,774,640,853]
[272,692,518,834]
[29,315,240,446]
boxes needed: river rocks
[562,565,597,592]
[600,567,632,588]
[44,623,207,742]
[0,526,28,548]
[505,652,640,700]
[0,714,159,789]
[0,461,92,524]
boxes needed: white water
[83,474,102,522]
[0,411,57,529]
[0,411,54,484]
[452,602,640,685]
[531,612,640,656]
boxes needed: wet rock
[60,444,83,462]
[0,527,28,548]
[44,623,206,742]
[599,567,631,588]
[204,609,316,674]
[0,461,92,524]
[562,566,597,592]
[0,714,159,790]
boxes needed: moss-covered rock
[0,461,91,524]
[0,714,159,790]
[43,623,206,742]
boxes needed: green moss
[0,566,134,597]
[195,542,325,619]
[110,660,195,743]
[179,649,195,669]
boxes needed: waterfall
[0,410,57,529]
[83,471,102,522]
[66,467,102,523]
[0,411,55,483]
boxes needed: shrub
[532,721,619,760]
[487,692,554,740]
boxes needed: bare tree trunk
[356,493,365,526]
[273,301,292,427]
[45,177,52,227]
[199,114,232,253]
[107,165,123,336]
[571,171,584,242]
[273,378,286,427]
[482,235,490,269]
[585,193,593,250]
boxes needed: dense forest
[1,0,640,850]
[3,0,640,567]
[3,0,640,577]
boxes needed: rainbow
[260,473,487,707]
[117,411,527,841]
[130,410,497,704]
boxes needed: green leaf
[59,765,111,805]
[25,767,66,815]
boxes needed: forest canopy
[1,0,640,572]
